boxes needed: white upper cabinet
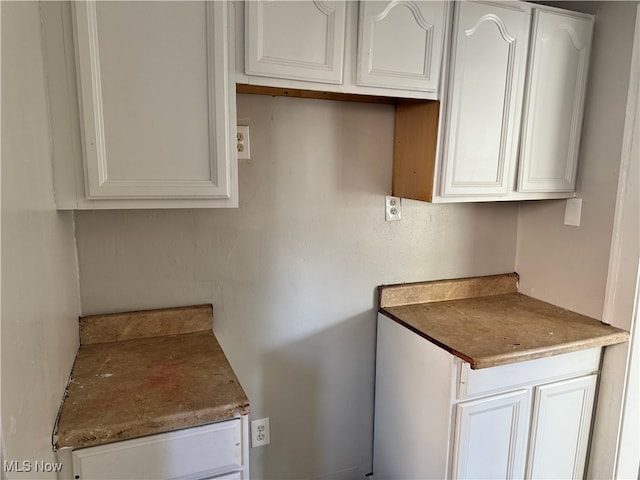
[392,1,595,203]
[237,1,450,100]
[41,1,238,209]
[356,1,448,93]
[518,10,594,193]
[245,1,347,84]
[441,1,530,197]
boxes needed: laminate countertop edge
[378,274,630,370]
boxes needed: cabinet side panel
[39,1,87,209]
[373,314,454,479]
[392,101,440,202]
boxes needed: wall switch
[564,198,582,226]
[385,196,402,221]
[251,417,270,447]
[237,126,250,160]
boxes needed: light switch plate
[564,198,582,226]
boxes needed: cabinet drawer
[72,419,243,480]
[456,348,601,400]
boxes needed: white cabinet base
[373,314,600,480]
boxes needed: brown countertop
[379,274,629,369]
[53,305,250,450]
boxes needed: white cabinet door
[245,1,347,84]
[452,389,530,480]
[526,375,597,479]
[73,1,234,201]
[356,1,448,93]
[518,10,594,193]
[441,1,530,197]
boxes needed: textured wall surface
[75,94,519,478]
[1,2,81,477]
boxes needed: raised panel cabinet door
[356,1,448,94]
[245,1,347,84]
[525,374,597,479]
[73,1,233,200]
[441,1,530,197]
[518,10,594,193]
[452,389,530,479]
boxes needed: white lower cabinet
[373,314,600,480]
[57,417,249,480]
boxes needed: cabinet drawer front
[457,348,601,400]
[72,419,243,480]
[356,1,448,93]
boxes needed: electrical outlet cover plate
[237,125,250,160]
[251,417,270,447]
[385,195,402,221]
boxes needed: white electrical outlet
[251,417,270,447]
[237,125,251,160]
[385,195,402,221]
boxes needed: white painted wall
[1,3,81,478]
[74,93,519,479]
[516,1,638,320]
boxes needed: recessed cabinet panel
[526,375,597,479]
[441,2,530,197]
[245,1,347,84]
[452,390,530,479]
[357,1,447,92]
[518,10,594,192]
[73,1,232,200]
